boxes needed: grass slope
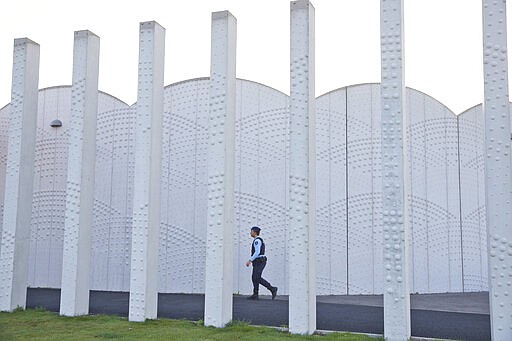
[0,308,378,340]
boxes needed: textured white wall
[0,81,495,296]
[159,79,208,294]
[0,87,129,290]
[234,80,290,295]
[29,88,71,289]
[406,91,462,294]
[315,88,347,295]
[458,104,488,292]
[347,84,382,295]
[91,103,136,291]
[314,85,462,295]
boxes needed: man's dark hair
[251,226,261,235]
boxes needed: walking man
[245,226,278,300]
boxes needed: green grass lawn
[0,308,379,341]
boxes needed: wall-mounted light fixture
[50,119,62,128]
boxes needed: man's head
[250,226,261,237]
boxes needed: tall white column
[59,31,100,316]
[380,1,411,340]
[129,21,165,322]
[204,10,237,328]
[481,2,512,340]
[0,38,39,312]
[289,0,316,335]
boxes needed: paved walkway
[26,288,490,341]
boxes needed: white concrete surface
[481,1,512,339]
[128,21,165,322]
[59,30,100,317]
[204,11,237,328]
[380,0,411,339]
[288,0,316,335]
[0,38,39,312]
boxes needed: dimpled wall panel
[315,88,347,295]
[482,1,512,338]
[29,87,71,289]
[406,92,462,294]
[347,84,382,295]
[407,89,428,293]
[18,87,130,291]
[0,80,493,298]
[157,78,290,297]
[445,106,464,293]
[234,80,289,296]
[159,79,209,294]
[0,38,39,312]
[458,105,488,292]
[315,85,462,296]
[425,98,462,293]
[91,104,135,292]
[7,79,291,296]
[0,78,500,304]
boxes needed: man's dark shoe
[271,287,278,300]
[247,294,258,300]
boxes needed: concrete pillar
[204,10,237,328]
[481,1,512,340]
[0,38,39,312]
[288,0,316,335]
[380,1,411,340]
[59,31,100,316]
[128,21,165,322]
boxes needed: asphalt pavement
[25,288,491,341]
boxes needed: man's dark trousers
[252,258,272,293]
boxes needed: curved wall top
[0,80,492,295]
[0,86,130,288]
[315,84,462,294]
[456,103,512,291]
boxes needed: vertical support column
[380,1,411,340]
[289,0,316,335]
[204,10,237,328]
[128,21,165,322]
[482,2,512,340]
[0,38,39,312]
[59,31,100,316]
